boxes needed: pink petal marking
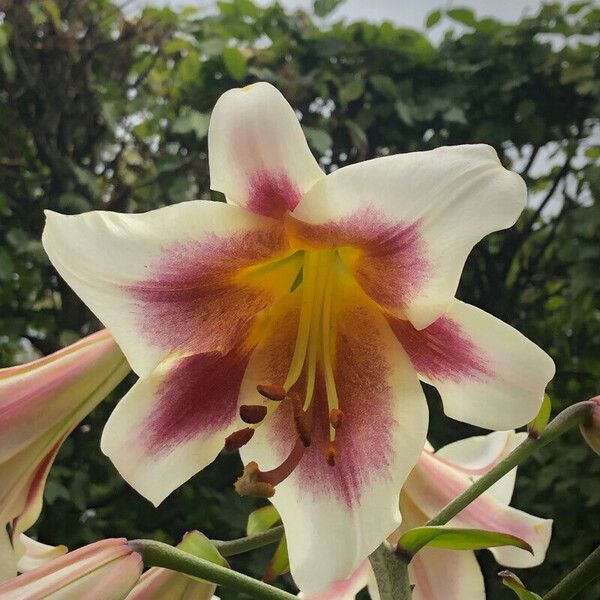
[287,207,432,310]
[0,331,116,430]
[415,453,532,541]
[388,314,492,383]
[143,349,250,454]
[127,227,289,357]
[267,303,398,508]
[248,170,302,218]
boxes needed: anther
[257,384,287,401]
[324,443,337,467]
[240,404,268,424]
[234,462,276,498]
[329,408,344,430]
[290,392,312,447]
[224,427,255,453]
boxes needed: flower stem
[544,545,600,600]
[129,538,297,600]
[369,542,412,599]
[212,525,285,557]
[426,400,595,527]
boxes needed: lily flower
[0,538,143,600]
[303,431,552,600]
[41,82,554,593]
[0,330,129,579]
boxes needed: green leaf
[370,75,397,98]
[172,110,210,139]
[346,120,368,153]
[446,7,477,27]
[264,536,289,582]
[398,526,533,557]
[425,9,442,28]
[247,505,281,536]
[395,99,414,125]
[528,394,552,438]
[313,0,344,18]
[58,193,91,214]
[41,0,62,28]
[0,247,14,281]
[222,47,247,81]
[339,78,364,104]
[179,530,228,568]
[499,570,543,600]
[303,126,333,155]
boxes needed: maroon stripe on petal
[388,314,492,383]
[287,207,432,311]
[247,171,302,218]
[127,226,289,357]
[269,304,399,508]
[143,349,250,454]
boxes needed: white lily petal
[209,82,324,217]
[291,144,525,329]
[389,300,554,430]
[42,202,290,378]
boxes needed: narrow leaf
[264,536,289,583]
[499,570,543,600]
[398,526,533,557]
[247,505,281,536]
[179,530,228,568]
[425,9,442,28]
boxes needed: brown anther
[257,384,287,401]
[234,461,276,498]
[329,408,344,429]
[239,404,268,424]
[224,427,255,453]
[290,392,312,447]
[324,443,337,467]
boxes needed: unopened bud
[580,396,600,456]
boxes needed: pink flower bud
[0,538,142,599]
[580,396,600,456]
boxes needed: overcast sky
[129,0,575,32]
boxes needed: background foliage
[0,0,598,597]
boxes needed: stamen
[321,264,341,442]
[257,384,286,401]
[240,404,268,424]
[284,252,319,390]
[290,392,312,447]
[235,439,307,497]
[234,462,276,498]
[329,408,344,429]
[224,427,255,452]
[324,442,337,467]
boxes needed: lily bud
[0,538,142,599]
[0,330,130,578]
[580,396,600,456]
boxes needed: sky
[129,0,574,32]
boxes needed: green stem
[426,401,595,527]
[544,545,600,600]
[129,539,297,600]
[369,542,412,599]
[212,525,284,557]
